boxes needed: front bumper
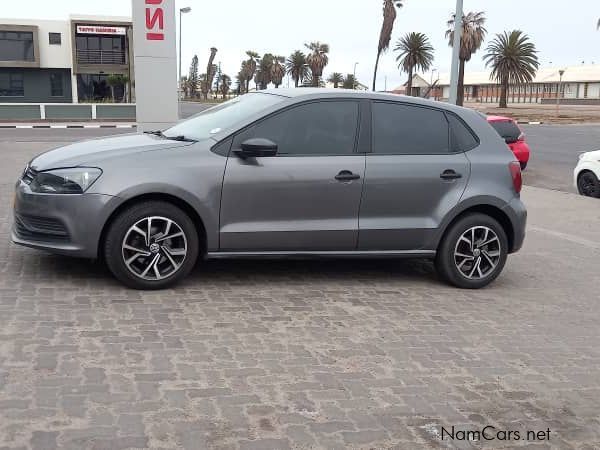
[502,196,527,254]
[12,180,117,258]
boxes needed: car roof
[486,115,514,122]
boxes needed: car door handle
[440,169,462,180]
[335,170,360,181]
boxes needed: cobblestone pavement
[1,138,599,449]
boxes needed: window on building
[372,102,450,154]
[50,72,63,96]
[49,32,61,45]
[75,34,126,64]
[0,71,24,96]
[0,31,34,61]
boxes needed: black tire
[104,201,199,290]
[435,213,508,289]
[577,171,600,198]
[520,161,527,171]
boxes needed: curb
[516,121,543,125]
[0,124,137,129]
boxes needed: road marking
[529,226,600,250]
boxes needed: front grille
[14,214,70,242]
[22,166,38,185]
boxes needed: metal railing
[76,49,126,65]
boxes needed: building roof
[435,64,600,86]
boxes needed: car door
[358,101,476,251]
[219,99,365,252]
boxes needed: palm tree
[106,74,129,102]
[484,30,540,108]
[373,0,404,91]
[305,42,330,87]
[236,69,245,95]
[394,32,434,96]
[204,47,218,100]
[342,74,358,89]
[244,51,259,92]
[597,18,599,29]
[286,50,310,87]
[328,72,344,88]
[220,74,231,99]
[446,11,487,106]
[254,53,274,90]
[270,56,286,88]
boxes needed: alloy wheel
[121,216,188,281]
[453,226,501,280]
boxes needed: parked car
[574,150,600,198]
[13,90,526,290]
[487,115,530,170]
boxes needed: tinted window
[372,102,449,154]
[489,120,521,143]
[238,101,359,156]
[50,72,63,97]
[49,32,61,45]
[447,113,478,152]
[0,31,34,61]
[0,71,24,96]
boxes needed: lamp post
[556,69,565,117]
[448,0,463,105]
[353,62,359,90]
[430,68,438,99]
[178,6,192,97]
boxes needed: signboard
[131,0,178,132]
[76,25,127,35]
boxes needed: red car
[487,115,530,170]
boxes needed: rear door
[358,102,476,251]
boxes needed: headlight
[30,168,102,194]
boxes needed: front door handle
[335,170,360,181]
[440,169,462,180]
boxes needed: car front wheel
[435,214,508,289]
[577,171,600,198]
[104,201,199,289]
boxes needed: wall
[0,103,136,120]
[0,68,72,103]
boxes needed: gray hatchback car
[13,89,526,290]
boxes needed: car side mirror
[235,138,278,158]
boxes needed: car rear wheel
[577,171,600,198]
[435,213,508,289]
[104,201,199,290]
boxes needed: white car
[574,150,600,198]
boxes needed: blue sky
[4,0,599,90]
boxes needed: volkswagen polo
[13,90,526,289]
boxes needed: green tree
[220,74,231,99]
[327,72,344,88]
[484,30,540,108]
[446,11,487,106]
[188,55,199,98]
[244,51,259,92]
[342,74,358,89]
[286,50,309,87]
[106,74,129,102]
[373,0,404,91]
[394,32,434,96]
[203,47,218,99]
[305,42,330,87]
[270,56,286,88]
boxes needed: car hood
[581,149,600,161]
[30,133,195,171]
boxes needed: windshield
[163,93,285,141]
[489,120,521,142]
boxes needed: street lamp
[353,62,359,90]
[430,68,438,99]
[556,69,565,117]
[178,6,192,97]
[448,0,463,104]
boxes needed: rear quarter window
[447,113,479,152]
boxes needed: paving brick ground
[0,137,599,449]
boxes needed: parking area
[0,129,599,449]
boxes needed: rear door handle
[440,169,462,180]
[335,170,360,181]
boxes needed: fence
[0,103,136,121]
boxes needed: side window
[372,102,450,154]
[447,113,479,152]
[236,101,359,156]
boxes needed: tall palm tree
[373,0,404,91]
[446,11,487,106]
[236,69,246,94]
[254,53,274,90]
[244,51,259,92]
[270,56,286,88]
[305,42,330,87]
[203,47,218,99]
[484,30,540,108]
[394,32,434,96]
[328,72,344,88]
[286,50,310,87]
[220,74,231,99]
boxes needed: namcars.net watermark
[441,426,552,442]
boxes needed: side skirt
[205,250,436,260]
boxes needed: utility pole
[353,62,359,90]
[556,69,565,117]
[448,0,463,105]
[178,7,192,98]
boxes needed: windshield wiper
[165,135,198,142]
[144,130,166,137]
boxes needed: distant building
[0,15,133,104]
